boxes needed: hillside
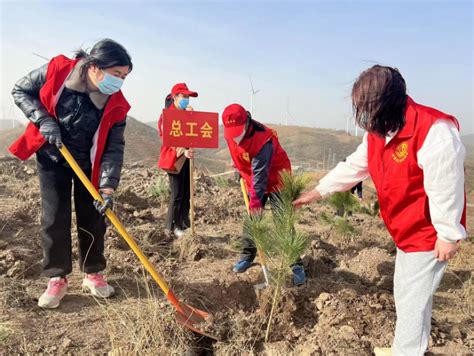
[147,121,363,173]
[462,133,474,148]
[0,126,25,158]
[2,120,473,189]
[123,116,161,164]
[0,119,22,131]
[0,117,161,165]
[0,120,363,173]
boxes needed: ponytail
[165,94,173,108]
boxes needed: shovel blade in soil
[174,303,219,340]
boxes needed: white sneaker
[38,277,68,309]
[374,347,392,356]
[173,228,185,238]
[82,273,115,298]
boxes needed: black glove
[94,191,113,216]
[38,117,62,148]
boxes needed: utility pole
[328,148,332,170]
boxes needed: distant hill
[1,119,472,191]
[147,120,362,173]
[462,134,474,148]
[123,116,160,164]
[0,119,22,131]
[200,125,362,173]
[0,117,161,164]
[0,125,25,157]
[146,121,157,130]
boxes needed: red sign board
[162,109,219,148]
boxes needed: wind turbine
[249,76,260,117]
[32,52,50,61]
[285,96,293,126]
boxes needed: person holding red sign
[293,66,466,356]
[158,83,198,237]
[222,104,306,286]
[9,39,133,308]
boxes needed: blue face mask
[178,97,189,110]
[97,71,124,95]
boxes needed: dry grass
[98,274,194,354]
[0,321,13,344]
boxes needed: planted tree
[318,191,359,238]
[244,171,311,342]
[327,191,359,219]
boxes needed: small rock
[450,325,462,339]
[370,303,383,310]
[340,325,356,334]
[315,292,331,311]
[62,337,72,348]
[340,325,358,339]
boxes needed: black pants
[350,182,363,199]
[36,151,106,277]
[166,159,190,231]
[240,192,303,267]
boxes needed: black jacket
[11,63,126,190]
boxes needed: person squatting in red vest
[294,65,467,356]
[157,83,198,238]
[222,104,306,286]
[9,39,133,309]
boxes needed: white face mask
[233,129,246,143]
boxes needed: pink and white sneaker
[38,277,68,309]
[82,273,115,298]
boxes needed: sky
[1,0,473,134]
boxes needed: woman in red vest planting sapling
[222,104,306,286]
[294,65,467,356]
[9,39,133,308]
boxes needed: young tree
[244,171,311,342]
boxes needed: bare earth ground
[0,157,472,355]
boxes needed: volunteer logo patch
[242,152,250,162]
[392,142,408,163]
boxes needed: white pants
[392,248,447,356]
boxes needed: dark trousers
[166,159,190,231]
[240,192,303,267]
[350,181,363,199]
[36,151,106,278]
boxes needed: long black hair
[244,111,265,139]
[75,38,133,76]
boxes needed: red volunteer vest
[368,96,466,252]
[227,124,291,195]
[157,105,179,170]
[9,55,131,188]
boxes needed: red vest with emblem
[227,124,291,194]
[8,55,130,189]
[367,96,466,252]
[157,104,179,170]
